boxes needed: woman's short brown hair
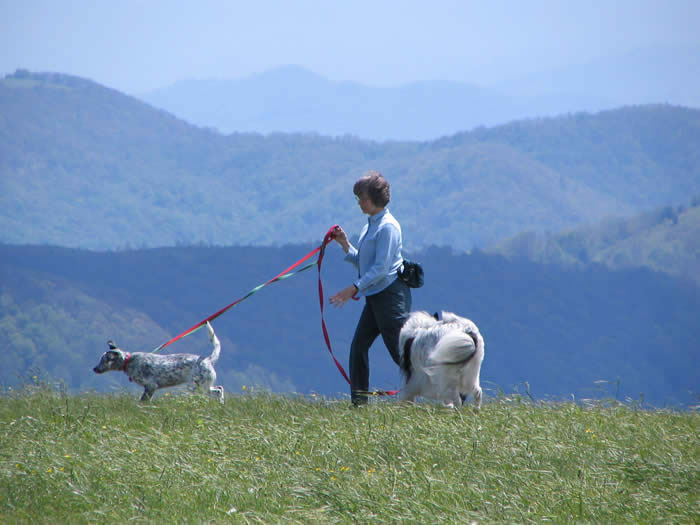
[353,170,390,208]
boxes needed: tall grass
[1,384,697,523]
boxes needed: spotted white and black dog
[93,321,224,403]
[399,311,484,408]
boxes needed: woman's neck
[366,205,384,216]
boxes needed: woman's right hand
[332,226,350,253]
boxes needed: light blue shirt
[344,208,404,297]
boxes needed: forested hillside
[2,70,699,251]
[489,198,700,285]
[1,243,697,406]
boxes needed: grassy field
[1,384,697,523]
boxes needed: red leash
[317,225,352,385]
[317,226,398,396]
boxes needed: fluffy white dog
[398,311,484,408]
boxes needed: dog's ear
[107,341,118,350]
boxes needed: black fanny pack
[398,259,424,288]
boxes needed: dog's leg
[399,380,421,403]
[140,386,156,402]
[444,390,463,409]
[196,355,223,403]
[473,385,482,410]
[209,385,225,404]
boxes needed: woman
[330,171,412,406]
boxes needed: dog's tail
[427,330,479,370]
[206,322,221,364]
[400,337,415,382]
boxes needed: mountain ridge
[138,45,700,141]
[3,70,699,252]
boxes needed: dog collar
[123,353,134,382]
[122,353,132,372]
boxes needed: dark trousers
[349,278,412,403]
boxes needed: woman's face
[356,193,380,215]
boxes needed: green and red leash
[150,226,397,395]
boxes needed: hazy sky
[2,0,698,94]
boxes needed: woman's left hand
[330,284,357,308]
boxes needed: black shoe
[351,396,368,408]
